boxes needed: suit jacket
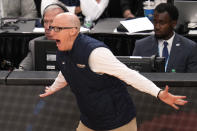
[132,33,197,73]
[19,36,47,71]
[2,0,37,18]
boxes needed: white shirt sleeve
[50,71,68,91]
[80,0,109,21]
[89,47,161,97]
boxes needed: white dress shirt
[80,0,109,21]
[158,32,175,57]
[50,47,161,98]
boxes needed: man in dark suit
[18,2,68,70]
[132,3,197,73]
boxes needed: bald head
[50,12,81,51]
[54,12,81,31]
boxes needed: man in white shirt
[40,12,187,131]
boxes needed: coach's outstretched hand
[158,85,188,110]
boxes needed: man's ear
[172,20,177,28]
[69,28,78,36]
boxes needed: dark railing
[0,71,197,131]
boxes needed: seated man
[18,1,68,70]
[132,3,197,73]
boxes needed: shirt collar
[158,32,175,57]
[158,32,175,46]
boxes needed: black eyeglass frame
[49,26,77,32]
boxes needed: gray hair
[42,1,68,18]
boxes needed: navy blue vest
[57,34,136,130]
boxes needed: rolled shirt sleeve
[50,71,68,91]
[89,47,161,97]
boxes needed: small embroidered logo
[176,43,180,46]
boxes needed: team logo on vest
[76,64,86,68]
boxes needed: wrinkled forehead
[52,16,70,26]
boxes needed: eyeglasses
[49,26,77,32]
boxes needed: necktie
[162,41,169,63]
